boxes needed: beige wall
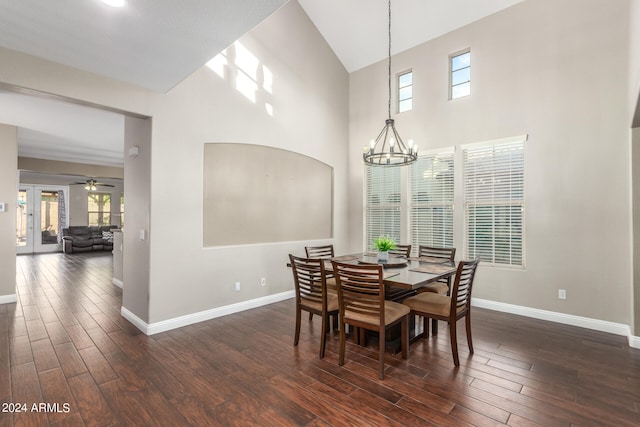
[0,1,349,323]
[350,0,633,325]
[630,0,640,128]
[634,127,640,334]
[147,1,349,323]
[0,124,17,300]
[122,116,151,322]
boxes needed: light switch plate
[0,202,5,212]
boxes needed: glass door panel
[16,189,31,253]
[39,190,60,246]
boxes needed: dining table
[328,252,456,294]
[325,253,458,350]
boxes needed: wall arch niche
[203,143,333,246]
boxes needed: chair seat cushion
[301,293,339,313]
[403,293,451,317]
[344,300,409,326]
[417,282,449,295]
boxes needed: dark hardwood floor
[1,252,639,426]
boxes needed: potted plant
[373,236,397,263]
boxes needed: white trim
[472,298,640,349]
[111,278,123,289]
[0,294,17,304]
[121,290,295,336]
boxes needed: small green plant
[373,236,397,252]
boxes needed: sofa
[62,226,118,254]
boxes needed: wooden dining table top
[327,253,457,291]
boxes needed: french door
[16,185,68,254]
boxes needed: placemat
[406,256,451,264]
[409,264,456,275]
[331,254,360,261]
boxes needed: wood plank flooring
[1,252,639,426]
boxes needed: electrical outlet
[260,277,266,287]
[558,289,566,300]
[234,282,241,292]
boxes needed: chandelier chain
[387,0,391,119]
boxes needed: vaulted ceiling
[0,0,524,168]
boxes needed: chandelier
[363,0,417,166]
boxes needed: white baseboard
[0,294,17,304]
[112,278,123,289]
[121,290,295,336]
[472,298,640,349]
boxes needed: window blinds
[463,137,525,267]
[364,165,401,252]
[409,151,454,253]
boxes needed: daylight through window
[450,49,471,99]
[398,70,413,113]
[463,136,526,267]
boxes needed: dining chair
[417,245,456,295]
[304,244,337,322]
[389,244,411,258]
[289,254,339,358]
[402,258,480,366]
[331,260,410,379]
[305,244,335,259]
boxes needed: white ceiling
[298,0,525,73]
[0,0,524,169]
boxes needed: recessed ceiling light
[100,0,125,7]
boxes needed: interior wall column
[121,116,151,325]
[0,123,17,302]
[633,126,640,335]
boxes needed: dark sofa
[62,226,118,254]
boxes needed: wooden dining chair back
[389,244,411,258]
[289,254,339,358]
[418,245,456,264]
[416,245,457,296]
[402,258,480,366]
[305,244,335,259]
[331,261,410,379]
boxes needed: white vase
[377,251,389,263]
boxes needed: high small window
[398,70,413,113]
[88,192,111,226]
[450,49,471,99]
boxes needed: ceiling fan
[70,178,115,191]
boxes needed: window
[463,136,526,267]
[88,192,111,226]
[450,49,471,99]
[410,150,454,252]
[398,70,413,113]
[120,194,124,228]
[364,165,401,252]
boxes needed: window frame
[449,48,471,100]
[397,69,413,113]
[462,135,527,268]
[87,192,112,227]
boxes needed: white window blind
[409,151,454,253]
[463,136,525,267]
[364,165,401,252]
